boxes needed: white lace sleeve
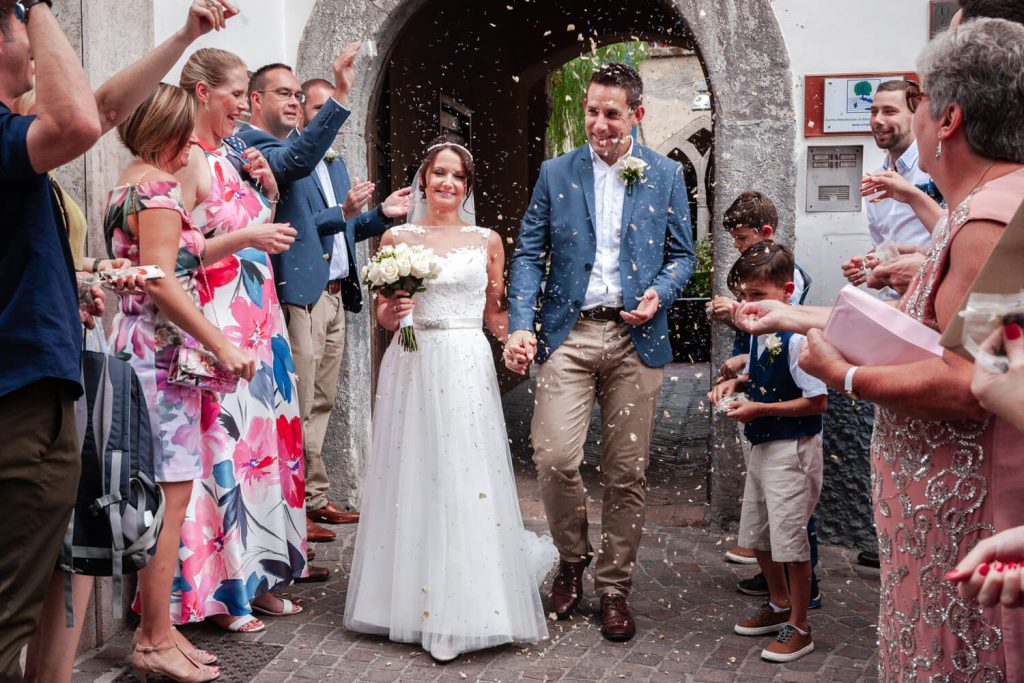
[391,224,427,236]
[460,226,491,240]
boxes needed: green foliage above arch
[545,42,649,159]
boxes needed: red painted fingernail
[1009,563,1019,570]
[979,563,990,576]
[1007,323,1023,340]
[994,561,1005,572]
[944,570,960,581]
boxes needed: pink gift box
[823,285,943,366]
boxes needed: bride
[343,135,555,662]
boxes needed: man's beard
[873,128,908,152]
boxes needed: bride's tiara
[426,142,473,160]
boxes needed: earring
[935,140,943,160]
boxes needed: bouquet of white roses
[361,242,442,351]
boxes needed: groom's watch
[843,366,860,401]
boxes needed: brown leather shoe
[600,594,636,642]
[295,565,331,583]
[308,502,360,525]
[306,518,336,543]
[550,556,591,619]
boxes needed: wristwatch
[844,365,860,401]
[14,0,53,23]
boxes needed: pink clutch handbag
[822,285,943,366]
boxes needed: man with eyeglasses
[239,45,409,572]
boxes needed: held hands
[381,187,413,219]
[620,289,660,326]
[246,223,297,254]
[332,42,362,103]
[971,323,1024,432]
[503,330,537,375]
[343,177,375,220]
[182,0,239,41]
[946,526,1024,608]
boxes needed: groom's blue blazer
[508,143,695,368]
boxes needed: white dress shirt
[315,160,350,281]
[583,141,633,310]
[865,140,933,249]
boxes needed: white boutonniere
[324,148,339,164]
[763,333,783,364]
[618,156,648,194]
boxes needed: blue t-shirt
[0,103,83,398]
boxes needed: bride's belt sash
[414,317,483,330]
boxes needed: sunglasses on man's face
[905,80,926,114]
[13,2,27,23]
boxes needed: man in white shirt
[842,80,935,291]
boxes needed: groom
[505,63,694,642]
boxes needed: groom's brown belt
[579,306,623,322]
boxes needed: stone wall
[53,0,154,653]
[297,0,798,527]
[818,390,877,550]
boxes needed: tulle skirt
[344,327,555,655]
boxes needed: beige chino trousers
[283,289,346,511]
[531,318,664,596]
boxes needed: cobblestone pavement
[75,365,882,681]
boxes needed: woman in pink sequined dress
[735,19,1024,680]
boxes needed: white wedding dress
[343,225,556,658]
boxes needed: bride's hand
[503,330,536,375]
[379,289,414,330]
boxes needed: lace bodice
[391,225,491,326]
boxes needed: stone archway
[297,0,796,528]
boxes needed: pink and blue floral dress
[108,149,308,624]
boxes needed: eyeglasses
[905,80,925,114]
[257,88,305,104]
[13,2,26,23]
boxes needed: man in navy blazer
[505,64,694,641]
[239,46,409,557]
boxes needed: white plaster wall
[772,0,932,305]
[154,0,316,79]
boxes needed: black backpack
[59,340,166,622]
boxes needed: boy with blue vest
[709,242,827,663]
[710,192,821,607]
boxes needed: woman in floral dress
[106,84,259,682]
[175,47,307,633]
